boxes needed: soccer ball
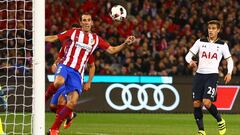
[110,5,127,21]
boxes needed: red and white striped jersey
[58,41,95,64]
[57,28,109,74]
[58,38,71,59]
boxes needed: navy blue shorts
[55,64,83,97]
[192,73,218,101]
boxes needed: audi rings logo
[105,83,180,111]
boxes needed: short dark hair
[71,23,80,28]
[80,13,92,21]
[208,20,221,29]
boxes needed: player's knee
[54,81,62,89]
[203,99,212,108]
[54,76,64,88]
[49,104,57,112]
[193,100,202,107]
[67,99,78,109]
[66,91,79,109]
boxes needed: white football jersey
[190,38,231,74]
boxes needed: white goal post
[33,0,45,135]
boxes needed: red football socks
[56,105,65,115]
[51,106,72,130]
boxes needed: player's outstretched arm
[45,35,58,42]
[106,36,136,54]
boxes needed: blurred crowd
[1,0,239,76]
[45,0,240,76]
[0,1,33,75]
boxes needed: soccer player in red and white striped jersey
[45,24,79,101]
[45,14,135,135]
[45,23,96,130]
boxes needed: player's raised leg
[203,98,226,135]
[203,74,226,135]
[50,86,77,129]
[49,85,66,113]
[63,93,77,129]
[49,91,78,134]
[47,87,77,135]
[45,69,65,102]
[48,64,67,102]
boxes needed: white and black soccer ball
[110,5,127,21]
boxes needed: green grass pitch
[45,113,239,135]
[0,113,239,134]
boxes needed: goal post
[32,0,45,135]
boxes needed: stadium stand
[46,0,240,76]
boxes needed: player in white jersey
[185,20,234,135]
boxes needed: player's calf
[204,99,222,122]
[194,107,204,131]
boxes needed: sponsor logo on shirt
[90,39,95,45]
[76,42,92,52]
[201,51,218,60]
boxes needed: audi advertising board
[46,75,240,113]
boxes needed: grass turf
[45,113,239,135]
[0,113,239,134]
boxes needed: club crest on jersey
[76,42,92,52]
[201,51,218,60]
[90,39,95,45]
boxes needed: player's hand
[124,36,136,45]
[189,61,197,68]
[224,73,232,84]
[51,64,57,73]
[83,82,91,92]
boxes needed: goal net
[0,0,44,134]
